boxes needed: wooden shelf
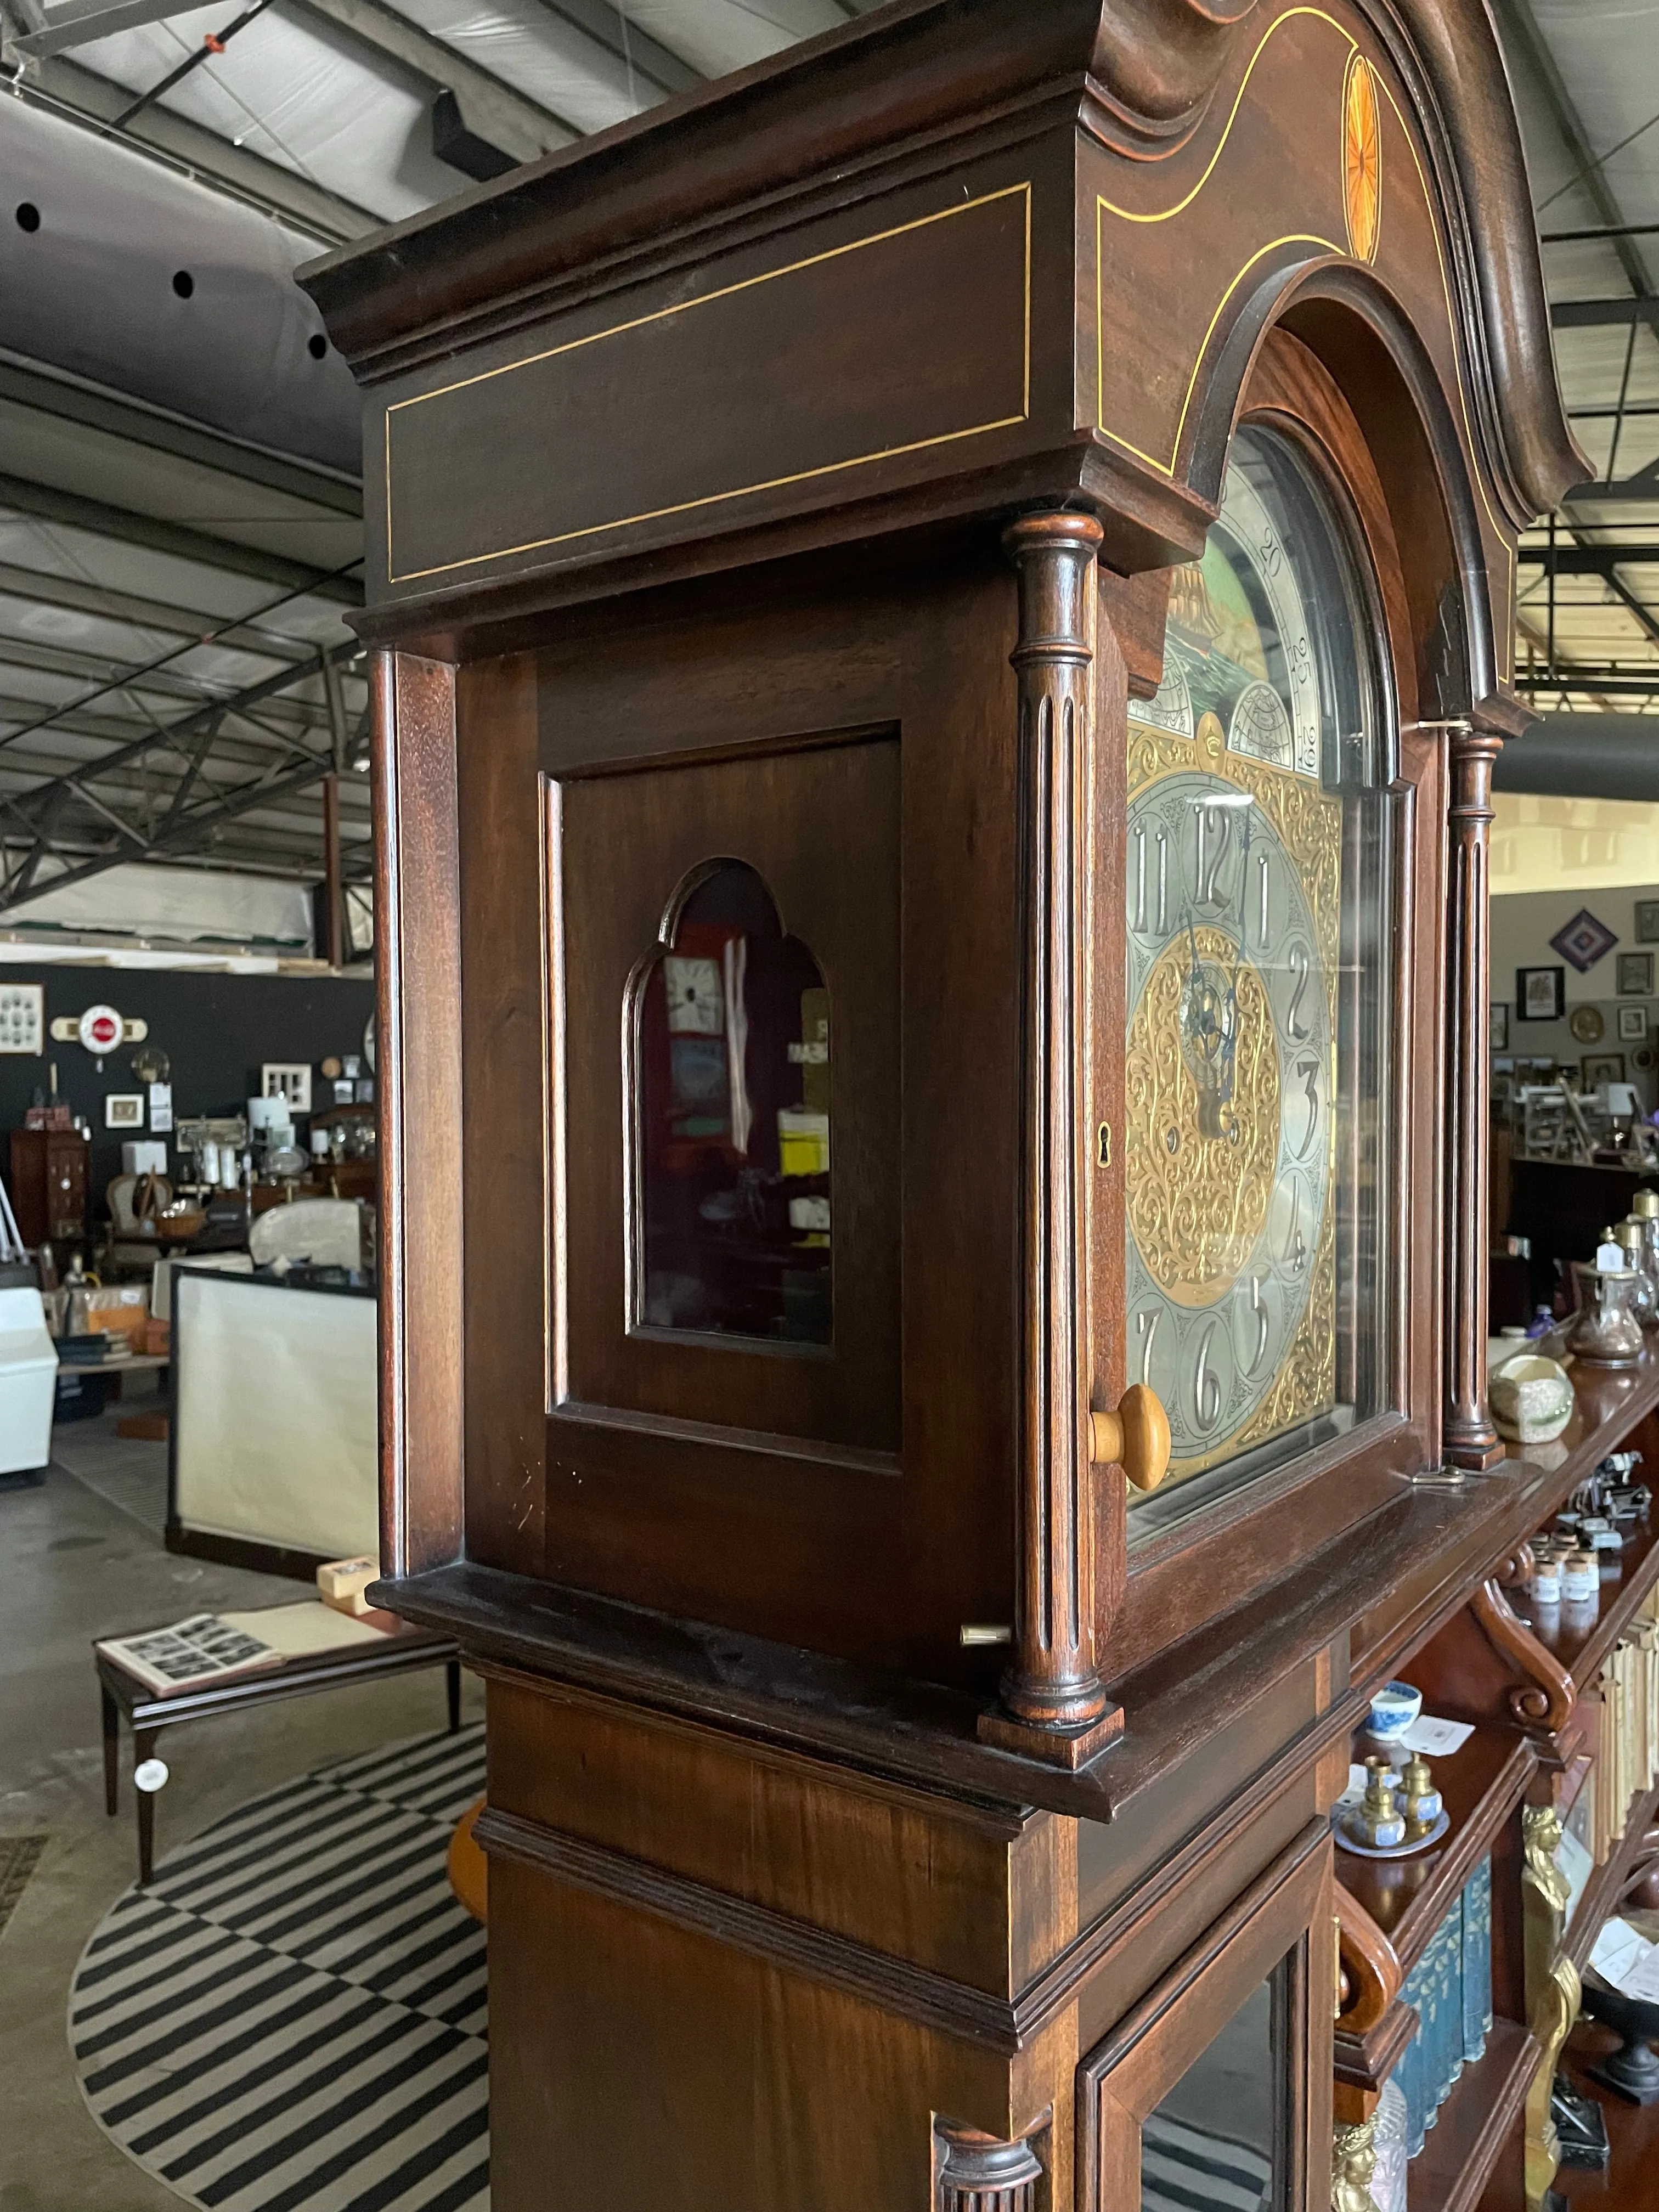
[1523,1509,1659,1694]
[1406,2016,1537,2212]
[1336,1728,1533,1977]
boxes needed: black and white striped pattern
[1141,2112,1274,2212]
[70,1726,489,2212]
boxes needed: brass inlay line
[385,180,1032,585]
[1097,6,1353,228]
[1092,3,1515,682]
[1093,229,1345,480]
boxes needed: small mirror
[630,860,831,1347]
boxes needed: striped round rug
[69,1724,489,2212]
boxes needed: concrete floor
[0,1384,482,2212]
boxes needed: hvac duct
[0,94,360,475]
[1494,715,1659,802]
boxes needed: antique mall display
[304,2,1620,2208]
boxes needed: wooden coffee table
[97,1616,461,1882]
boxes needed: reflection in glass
[632,860,831,1346]
[1125,421,1396,1519]
[1141,1972,1283,2212]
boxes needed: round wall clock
[1569,1005,1604,1045]
[1126,424,1393,1499]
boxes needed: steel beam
[1517,543,1659,573]
[530,0,699,94]
[0,349,362,517]
[285,0,578,161]
[1493,0,1656,300]
[0,557,323,662]
[0,472,364,604]
[1551,297,1659,330]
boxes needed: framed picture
[0,981,43,1054]
[261,1062,312,1114]
[1518,967,1565,1022]
[1618,951,1655,997]
[1619,1005,1650,1042]
[1489,1002,1509,1051]
[104,1093,144,1128]
[1583,1054,1627,1090]
[1636,900,1659,944]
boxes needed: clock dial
[1126,425,1393,1499]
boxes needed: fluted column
[1443,721,1505,1470]
[935,2121,1043,2212]
[979,512,1121,1769]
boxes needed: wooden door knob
[1090,1385,1172,1492]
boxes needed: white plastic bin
[0,1284,59,1475]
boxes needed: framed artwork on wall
[1583,1054,1627,1090]
[1618,951,1655,996]
[1518,967,1565,1021]
[1551,908,1619,973]
[1619,1005,1650,1042]
[1489,1003,1509,1051]
[104,1094,144,1129]
[1636,900,1659,943]
[0,982,43,1054]
[1570,1005,1604,1045]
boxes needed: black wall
[1,967,374,1222]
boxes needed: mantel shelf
[1336,1728,1534,1982]
[1520,1509,1659,1700]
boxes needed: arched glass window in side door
[627,859,832,1350]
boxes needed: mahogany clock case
[419,333,1452,1711]
[303,0,1581,1731]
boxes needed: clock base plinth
[1444,1427,1507,1472]
[977,1701,1124,1769]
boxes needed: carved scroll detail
[1331,2117,1381,2212]
[1472,1577,1576,1736]
[980,512,1120,1769]
[1335,1880,1403,2036]
[934,2119,1043,2212]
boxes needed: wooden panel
[484,1670,1023,1992]
[385,179,1031,586]
[458,652,547,1576]
[375,651,463,1576]
[555,734,900,1451]
[487,1858,1010,2212]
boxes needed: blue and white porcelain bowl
[1367,1681,1423,1742]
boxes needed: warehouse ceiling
[0,0,1649,940]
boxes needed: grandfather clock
[305,4,1581,2206]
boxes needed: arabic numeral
[1135,1307,1160,1389]
[1295,1056,1321,1158]
[1259,528,1283,579]
[1244,1275,1269,1376]
[1196,803,1232,910]
[1289,631,1313,685]
[1286,944,1312,1041]
[1283,1184,1307,1274]
[1194,1321,1222,1432]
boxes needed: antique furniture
[304,1,1602,2205]
[97,1616,460,1882]
[7,1124,88,1252]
